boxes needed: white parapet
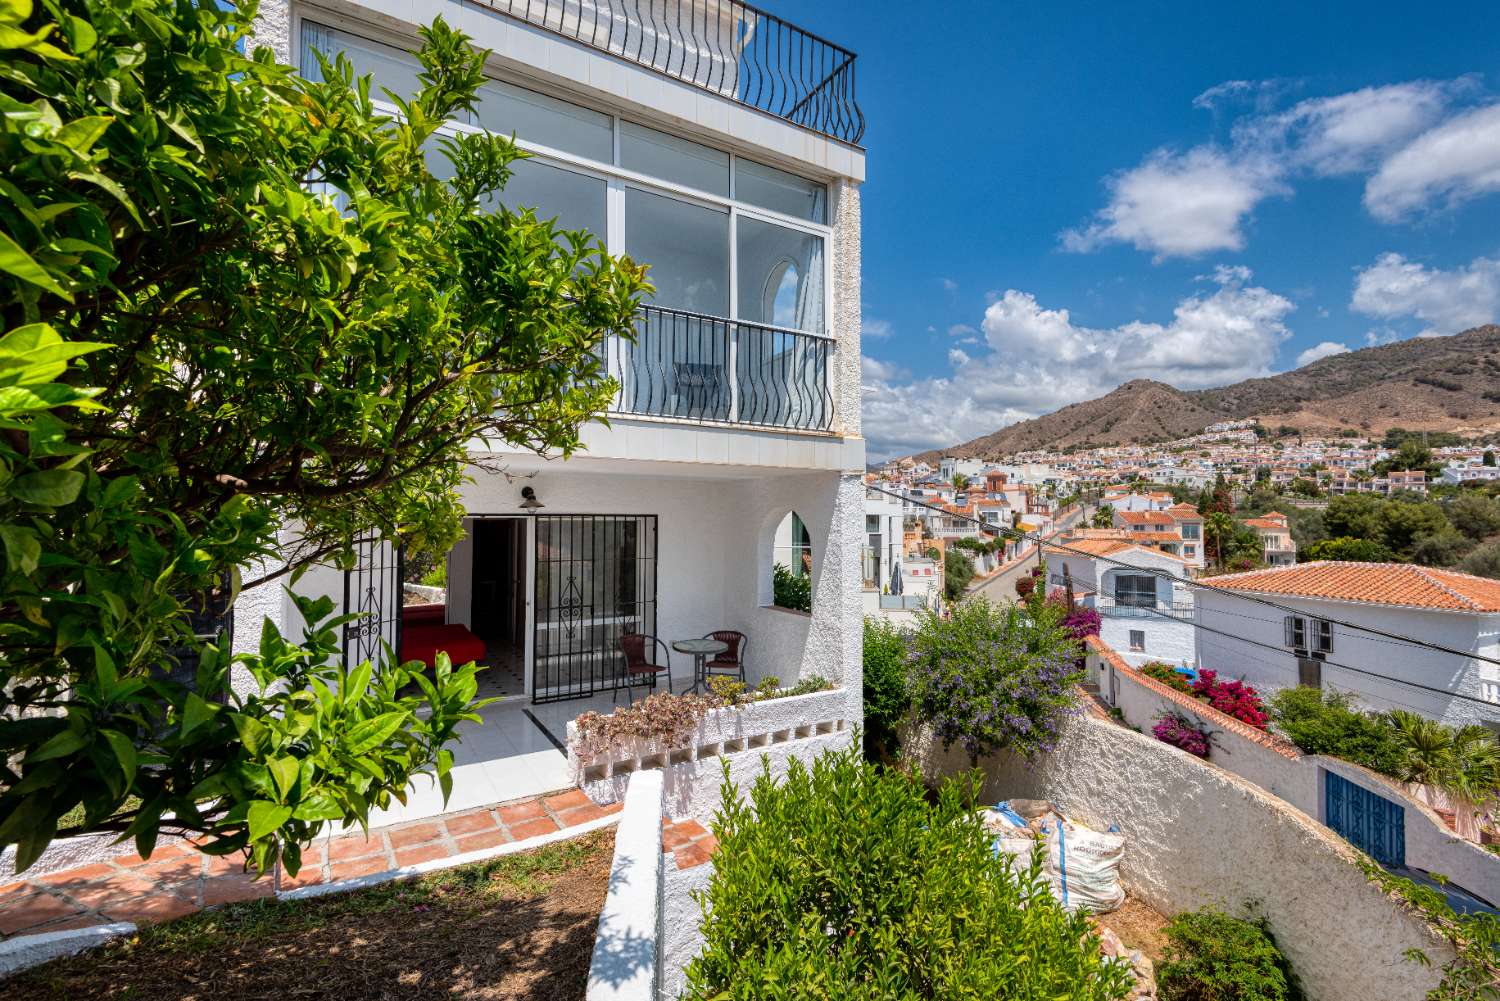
[585,770,665,1001]
[566,688,850,822]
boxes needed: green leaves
[9,467,83,505]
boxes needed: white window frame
[292,12,834,341]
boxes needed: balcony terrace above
[476,0,864,145]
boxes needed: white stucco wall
[1096,648,1500,907]
[905,712,1450,1001]
[1099,615,1195,668]
[1197,590,1500,727]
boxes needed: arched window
[770,511,813,611]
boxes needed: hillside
[917,324,1500,461]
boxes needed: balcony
[607,304,834,432]
[479,0,864,144]
[1095,597,1197,621]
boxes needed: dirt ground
[1100,896,1171,962]
[6,830,615,1001]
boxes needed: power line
[868,482,1500,673]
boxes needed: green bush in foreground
[861,617,910,762]
[682,742,1131,1001]
[1158,908,1303,1001]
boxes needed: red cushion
[402,603,447,627]
[401,623,486,668]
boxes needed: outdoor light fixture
[519,486,544,511]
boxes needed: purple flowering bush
[907,597,1085,764]
[1045,590,1102,641]
[1153,712,1211,758]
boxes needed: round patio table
[673,638,728,695]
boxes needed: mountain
[916,324,1500,461]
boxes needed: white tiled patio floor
[366,688,628,829]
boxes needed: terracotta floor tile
[600,802,624,815]
[0,893,83,935]
[34,915,113,933]
[102,892,199,925]
[328,855,391,882]
[37,863,115,885]
[325,834,386,863]
[697,835,720,855]
[674,820,710,840]
[508,817,562,841]
[542,790,592,813]
[496,800,547,825]
[202,874,275,907]
[395,843,450,868]
[387,823,444,851]
[445,811,500,836]
[557,804,608,827]
[455,829,512,853]
[138,853,205,885]
[674,843,713,870]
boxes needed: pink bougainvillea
[1153,712,1210,757]
[1190,669,1269,730]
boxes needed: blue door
[1325,770,1405,867]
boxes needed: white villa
[233,0,867,824]
[1045,538,1196,668]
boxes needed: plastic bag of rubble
[982,801,1037,862]
[1037,812,1125,914]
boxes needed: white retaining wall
[586,771,664,1001]
[1092,647,1500,906]
[904,712,1450,1001]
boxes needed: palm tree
[1446,726,1500,842]
[1204,512,1235,571]
[1091,504,1115,529]
[1387,710,1453,808]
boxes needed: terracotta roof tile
[1201,561,1500,613]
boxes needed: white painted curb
[0,921,136,978]
[277,813,622,901]
[586,770,664,1001]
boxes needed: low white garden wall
[1089,640,1500,906]
[586,771,664,1001]
[567,688,851,824]
[903,709,1450,1001]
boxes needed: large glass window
[625,188,729,315]
[620,121,730,197]
[736,158,827,224]
[1113,574,1158,608]
[736,216,824,333]
[473,79,613,162]
[493,158,607,238]
[301,22,423,101]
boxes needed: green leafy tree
[1379,500,1450,557]
[1205,512,1236,570]
[0,2,645,873]
[1447,493,1500,541]
[1484,449,1497,467]
[683,744,1132,1001]
[861,617,910,762]
[1409,528,1475,567]
[772,563,812,612]
[943,550,975,601]
[1158,908,1304,1001]
[1287,477,1321,498]
[1323,495,1386,542]
[1092,503,1116,528]
[1460,539,1500,580]
[1305,536,1397,563]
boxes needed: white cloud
[1061,147,1280,258]
[861,269,1297,459]
[947,323,978,338]
[1068,78,1489,259]
[1364,102,1500,221]
[860,356,908,383]
[940,278,959,292]
[1295,341,1350,367]
[1351,252,1500,336]
[862,318,894,340]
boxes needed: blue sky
[758,1,1500,459]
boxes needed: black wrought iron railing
[1095,597,1197,621]
[479,0,864,144]
[608,303,834,431]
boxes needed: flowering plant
[1140,661,1193,694]
[1153,712,1211,758]
[1191,669,1269,730]
[1044,590,1102,641]
[907,596,1084,764]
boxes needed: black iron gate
[533,515,658,704]
[342,536,404,668]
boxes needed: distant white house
[1198,562,1500,728]
[1241,511,1297,567]
[1441,461,1500,486]
[1046,538,1195,668]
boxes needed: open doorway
[451,517,527,698]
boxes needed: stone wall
[904,711,1450,1001]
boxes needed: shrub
[907,597,1083,764]
[772,562,812,612]
[1153,713,1211,758]
[1191,670,1269,730]
[683,743,1132,1001]
[862,617,911,761]
[1268,688,1404,774]
[944,550,976,601]
[571,692,719,757]
[1141,661,1193,693]
[1016,566,1043,600]
[1158,908,1302,1001]
[784,675,834,697]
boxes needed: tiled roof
[1119,511,1175,525]
[1201,561,1500,613]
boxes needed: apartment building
[235,0,866,819]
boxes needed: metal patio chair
[616,632,673,705]
[702,630,748,685]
